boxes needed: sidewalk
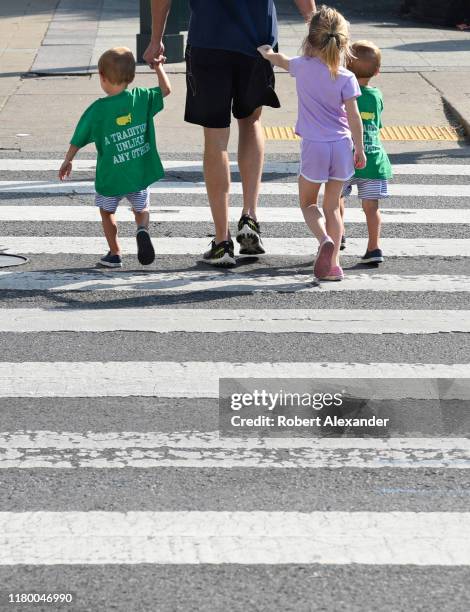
[1,0,470,152]
[0,0,57,113]
[25,0,470,75]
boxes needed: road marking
[2,236,470,257]
[3,432,469,451]
[1,511,469,565]
[1,180,470,197]
[0,271,468,293]
[3,308,470,334]
[1,160,469,175]
[1,432,469,469]
[0,361,467,397]
[264,124,463,142]
[0,205,468,224]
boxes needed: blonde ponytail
[302,5,353,79]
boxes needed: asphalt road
[1,146,470,612]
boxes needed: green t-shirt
[71,87,164,197]
[354,86,393,180]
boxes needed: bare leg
[322,180,344,267]
[133,209,150,229]
[203,127,231,244]
[237,107,263,220]
[100,209,120,255]
[298,175,328,242]
[362,199,381,251]
[339,196,345,223]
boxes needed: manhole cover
[0,254,29,268]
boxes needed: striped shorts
[95,188,150,213]
[342,178,389,200]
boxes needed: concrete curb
[420,73,470,142]
[441,95,470,141]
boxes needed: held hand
[59,160,72,181]
[354,149,367,170]
[257,45,274,60]
[153,56,167,68]
[143,39,165,68]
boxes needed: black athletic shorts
[184,46,281,128]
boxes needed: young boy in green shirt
[340,40,393,264]
[59,47,171,268]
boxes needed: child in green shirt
[59,47,171,268]
[340,40,393,264]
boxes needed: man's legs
[237,107,263,220]
[203,127,231,244]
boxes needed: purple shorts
[299,138,355,183]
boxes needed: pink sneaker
[320,265,344,281]
[313,236,334,279]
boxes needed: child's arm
[257,45,291,71]
[155,62,171,97]
[344,98,367,170]
[59,144,80,180]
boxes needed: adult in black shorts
[145,0,316,266]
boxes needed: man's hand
[354,149,367,170]
[257,45,275,61]
[59,160,72,181]
[143,39,165,68]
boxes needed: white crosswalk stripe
[1,205,469,223]
[1,236,469,256]
[2,159,470,175]
[0,271,467,292]
[1,180,470,197]
[3,308,469,333]
[1,511,469,565]
[1,158,469,572]
[1,433,469,469]
[0,361,467,398]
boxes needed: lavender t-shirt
[289,56,361,142]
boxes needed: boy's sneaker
[362,248,384,264]
[319,265,344,281]
[340,235,346,250]
[313,236,334,279]
[136,227,155,265]
[203,239,236,266]
[236,214,265,255]
[98,251,122,268]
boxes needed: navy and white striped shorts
[342,178,389,200]
[95,188,150,213]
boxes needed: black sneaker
[98,251,122,268]
[136,227,155,265]
[340,235,346,251]
[362,248,384,263]
[203,239,236,266]
[236,214,265,255]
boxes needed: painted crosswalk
[1,205,469,223]
[0,270,467,292]
[0,361,468,398]
[1,236,469,256]
[1,433,469,469]
[2,180,470,197]
[3,308,469,333]
[2,158,470,175]
[1,156,470,579]
[1,511,469,565]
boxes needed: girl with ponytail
[258,5,366,281]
